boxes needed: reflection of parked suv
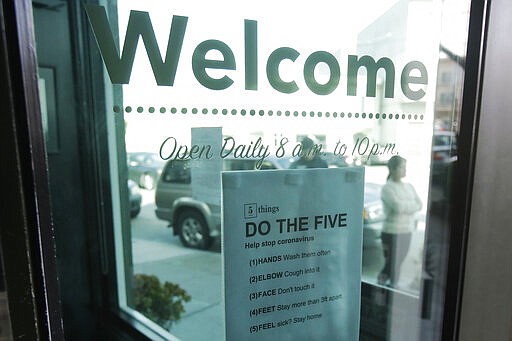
[155,158,289,249]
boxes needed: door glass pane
[84,0,470,339]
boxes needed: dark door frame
[0,0,63,339]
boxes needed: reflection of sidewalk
[132,239,194,264]
[362,228,424,295]
[133,243,223,341]
[131,194,224,340]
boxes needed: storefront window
[33,0,472,339]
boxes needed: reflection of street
[131,189,223,340]
[129,164,426,339]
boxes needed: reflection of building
[356,0,438,159]
[434,56,464,130]
[356,1,439,340]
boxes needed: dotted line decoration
[113,105,424,121]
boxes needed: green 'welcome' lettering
[85,4,187,86]
[85,5,428,100]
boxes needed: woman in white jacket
[378,155,422,287]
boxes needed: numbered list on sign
[222,168,364,341]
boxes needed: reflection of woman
[378,155,422,287]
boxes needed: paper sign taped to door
[222,167,364,340]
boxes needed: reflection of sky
[439,0,471,57]
[118,0,400,45]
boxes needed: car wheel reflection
[177,210,212,250]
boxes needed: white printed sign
[223,167,364,340]
[191,127,222,205]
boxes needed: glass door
[25,0,481,339]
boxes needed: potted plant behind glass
[133,274,191,329]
